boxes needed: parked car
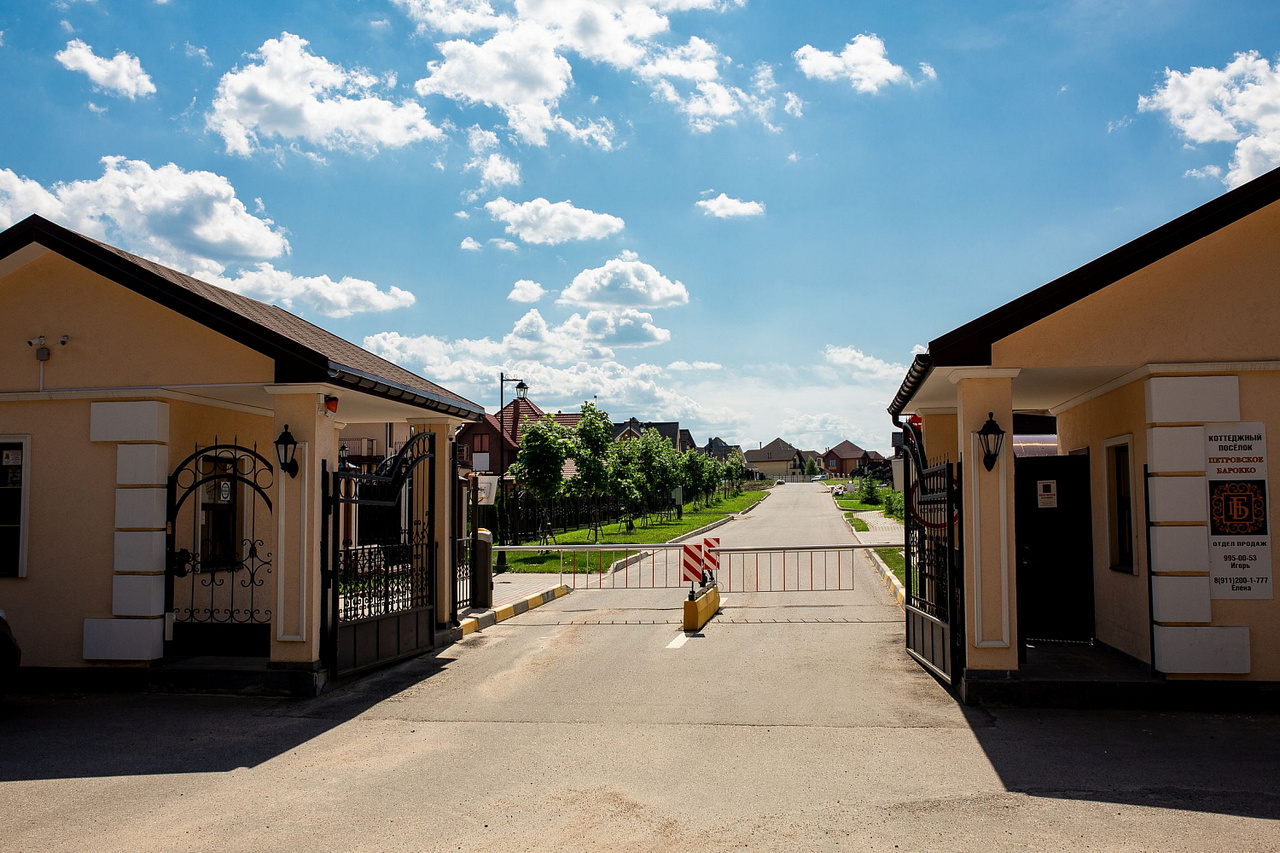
[811,474,826,481]
[775,479,786,485]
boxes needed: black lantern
[338,443,349,468]
[275,425,299,479]
[977,412,1005,472]
[515,380,529,400]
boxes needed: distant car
[775,479,786,485]
[811,475,825,481]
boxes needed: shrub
[857,476,881,505]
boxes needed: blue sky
[1,1,1278,453]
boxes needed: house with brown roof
[611,418,696,451]
[744,438,804,479]
[0,215,482,694]
[703,436,741,462]
[822,440,868,476]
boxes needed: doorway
[1014,454,1094,648]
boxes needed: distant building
[611,417,697,451]
[744,438,804,479]
[703,436,741,461]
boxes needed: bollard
[476,528,494,609]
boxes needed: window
[1106,438,1134,572]
[473,433,490,453]
[0,437,29,578]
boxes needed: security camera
[26,336,44,347]
[58,335,69,346]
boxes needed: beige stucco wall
[0,400,115,667]
[0,252,274,392]
[920,413,958,464]
[992,200,1280,369]
[1055,380,1152,663]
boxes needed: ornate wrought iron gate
[165,442,275,657]
[902,424,965,684]
[322,431,436,679]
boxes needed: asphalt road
[1,483,1278,851]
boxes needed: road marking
[666,632,690,649]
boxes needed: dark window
[473,433,490,453]
[0,441,24,578]
[1107,443,1134,571]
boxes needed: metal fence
[493,543,875,592]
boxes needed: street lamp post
[497,372,528,562]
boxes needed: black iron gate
[902,424,965,684]
[322,430,436,678]
[165,442,275,657]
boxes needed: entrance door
[1014,455,1093,645]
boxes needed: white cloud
[695,192,764,218]
[484,196,625,244]
[489,237,519,251]
[794,34,923,94]
[822,344,906,382]
[1185,164,1224,180]
[466,152,521,190]
[638,36,723,82]
[208,32,442,156]
[1,30,7,47]
[460,236,483,250]
[668,360,721,371]
[184,41,212,67]
[508,278,545,302]
[1139,50,1280,187]
[787,151,799,162]
[558,250,689,308]
[392,0,511,36]
[454,209,470,218]
[0,157,414,317]
[55,39,156,99]
[783,91,803,117]
[370,19,391,32]
[86,101,107,114]
[414,23,582,147]
[212,264,414,318]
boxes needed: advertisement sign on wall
[1205,423,1273,599]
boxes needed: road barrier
[493,542,873,592]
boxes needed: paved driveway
[1,484,1278,851]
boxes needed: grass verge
[836,498,882,512]
[845,513,869,532]
[874,547,906,586]
[500,490,767,573]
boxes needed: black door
[1014,455,1094,645]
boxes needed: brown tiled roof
[1,215,483,418]
[826,440,867,459]
[744,437,797,463]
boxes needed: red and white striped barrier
[681,543,704,582]
[702,537,720,579]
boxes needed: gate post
[265,391,336,693]
[409,419,456,629]
[953,373,1019,674]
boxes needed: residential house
[744,438,804,479]
[0,215,483,694]
[822,440,868,477]
[611,417,696,451]
[703,436,742,462]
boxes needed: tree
[508,414,572,543]
[724,448,746,494]
[608,437,645,532]
[804,457,818,476]
[567,401,612,540]
[638,428,680,520]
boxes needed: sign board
[1037,480,1058,509]
[1,450,21,466]
[681,543,703,582]
[1205,423,1273,599]
[475,475,500,506]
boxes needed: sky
[1,1,1279,454]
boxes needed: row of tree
[507,402,747,540]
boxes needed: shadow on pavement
[0,647,461,782]
[960,702,1280,820]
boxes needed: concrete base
[683,584,720,632]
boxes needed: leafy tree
[723,448,746,494]
[804,457,819,476]
[638,428,680,519]
[508,414,572,543]
[857,475,882,506]
[567,401,613,540]
[608,437,645,532]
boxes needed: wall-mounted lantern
[275,425,299,479]
[338,443,349,469]
[977,412,1006,472]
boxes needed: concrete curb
[456,584,572,638]
[845,515,905,610]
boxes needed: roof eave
[888,353,934,417]
[328,364,483,421]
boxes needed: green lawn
[874,547,906,586]
[499,490,767,573]
[836,498,882,512]
[845,513,869,532]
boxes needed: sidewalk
[845,509,905,606]
[442,572,570,644]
